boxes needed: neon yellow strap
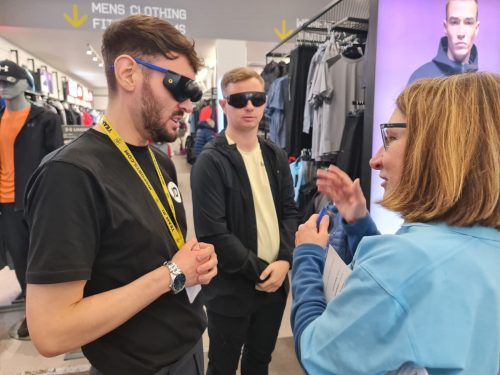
[99,115,185,249]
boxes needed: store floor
[0,153,303,375]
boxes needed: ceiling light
[98,62,103,68]
[86,43,93,55]
[92,56,98,62]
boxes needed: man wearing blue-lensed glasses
[24,15,217,375]
[191,67,298,375]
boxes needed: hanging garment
[336,111,364,181]
[297,181,318,224]
[261,61,282,93]
[265,76,288,149]
[90,109,101,124]
[48,100,68,125]
[82,111,94,126]
[303,43,328,135]
[64,108,76,124]
[288,46,317,156]
[289,157,304,204]
[311,46,365,159]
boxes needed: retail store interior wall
[0,37,97,109]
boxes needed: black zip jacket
[191,133,298,316]
[0,105,63,211]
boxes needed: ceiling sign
[0,0,331,41]
[274,19,294,40]
[64,4,89,28]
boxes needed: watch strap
[163,261,185,294]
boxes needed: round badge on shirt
[167,181,182,203]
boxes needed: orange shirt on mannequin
[0,107,31,202]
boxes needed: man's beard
[140,80,181,143]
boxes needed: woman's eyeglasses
[380,123,406,150]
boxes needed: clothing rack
[328,17,368,34]
[266,0,370,58]
[298,17,368,36]
[279,17,369,53]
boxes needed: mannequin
[0,60,64,340]
[0,78,31,110]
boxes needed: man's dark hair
[102,15,203,94]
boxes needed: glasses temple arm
[134,58,169,74]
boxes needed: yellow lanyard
[99,115,185,249]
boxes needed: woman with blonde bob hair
[291,72,500,375]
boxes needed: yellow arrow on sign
[274,19,294,40]
[64,4,88,28]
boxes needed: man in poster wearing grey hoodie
[408,0,479,85]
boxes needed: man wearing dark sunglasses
[192,68,298,375]
[24,15,217,375]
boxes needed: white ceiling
[0,26,216,91]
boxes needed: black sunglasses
[0,76,19,85]
[380,123,407,150]
[224,92,266,109]
[134,58,202,103]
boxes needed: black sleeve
[43,112,64,152]
[25,161,106,284]
[191,152,269,283]
[276,148,299,266]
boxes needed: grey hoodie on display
[408,36,478,85]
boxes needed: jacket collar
[210,131,277,158]
[432,36,478,74]
[207,132,281,203]
[401,222,499,242]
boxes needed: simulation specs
[134,58,203,103]
[224,91,266,109]
[380,123,406,150]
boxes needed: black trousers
[0,203,28,294]
[90,338,203,375]
[206,287,287,375]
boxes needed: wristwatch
[164,261,186,294]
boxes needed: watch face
[173,273,186,292]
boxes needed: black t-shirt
[25,129,206,375]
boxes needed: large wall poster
[370,0,500,234]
